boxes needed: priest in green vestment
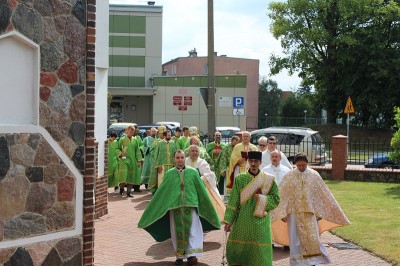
[133,126,144,192]
[117,125,142,197]
[214,136,240,195]
[206,131,226,166]
[149,130,176,192]
[141,127,157,187]
[147,126,166,193]
[107,131,119,188]
[138,150,221,266]
[175,126,190,150]
[223,151,280,266]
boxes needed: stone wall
[0,0,93,264]
[312,166,400,183]
[95,141,108,219]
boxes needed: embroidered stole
[296,172,321,257]
[174,170,193,256]
[240,172,274,217]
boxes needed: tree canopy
[268,0,400,128]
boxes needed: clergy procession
[107,125,350,266]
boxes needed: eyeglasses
[268,142,277,145]
[258,144,266,147]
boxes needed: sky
[109,0,302,91]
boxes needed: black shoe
[174,259,183,265]
[127,193,133,198]
[114,186,118,192]
[283,245,290,251]
[119,188,124,195]
[187,256,198,265]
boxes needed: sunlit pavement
[94,187,389,266]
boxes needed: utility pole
[207,0,216,137]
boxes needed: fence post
[332,135,348,179]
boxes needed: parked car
[364,152,397,169]
[107,122,137,139]
[216,126,241,144]
[137,123,175,139]
[250,127,326,165]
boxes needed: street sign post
[344,96,355,152]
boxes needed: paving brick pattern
[94,188,390,266]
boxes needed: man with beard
[141,127,157,189]
[223,151,280,266]
[117,125,142,197]
[226,131,258,195]
[206,131,225,167]
[152,130,177,192]
[139,150,221,266]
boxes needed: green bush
[389,107,400,163]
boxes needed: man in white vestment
[261,150,291,185]
[186,145,220,197]
[260,136,292,169]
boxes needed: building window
[172,65,176,75]
[204,64,208,75]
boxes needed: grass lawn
[326,180,400,265]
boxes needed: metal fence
[202,136,397,169]
[265,117,326,127]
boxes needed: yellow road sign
[344,96,354,114]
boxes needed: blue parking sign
[233,97,244,108]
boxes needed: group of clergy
[108,125,350,266]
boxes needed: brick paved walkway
[94,187,390,266]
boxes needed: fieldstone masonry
[0,134,76,240]
[0,0,96,264]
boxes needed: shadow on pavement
[135,200,150,210]
[131,193,152,202]
[108,193,129,202]
[124,262,210,266]
[203,241,221,252]
[145,240,174,259]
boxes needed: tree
[280,91,314,126]
[258,78,283,128]
[268,0,400,127]
[389,107,400,163]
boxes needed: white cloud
[109,0,302,90]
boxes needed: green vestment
[141,135,156,184]
[214,144,233,182]
[148,139,176,190]
[135,135,144,182]
[117,136,142,185]
[138,166,221,246]
[175,136,189,150]
[223,170,280,266]
[107,139,119,188]
[206,141,226,163]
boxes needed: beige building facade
[162,53,259,131]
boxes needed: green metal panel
[165,77,183,86]
[129,15,146,33]
[110,76,129,87]
[152,76,247,88]
[109,76,145,88]
[129,56,145,67]
[111,15,130,33]
[129,76,146,87]
[109,36,146,48]
[216,76,235,87]
[183,77,201,87]
[153,77,166,86]
[235,76,247,88]
[109,55,145,67]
